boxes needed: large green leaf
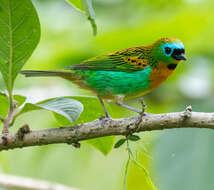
[39,98,83,123]
[154,129,214,190]
[16,97,83,123]
[87,136,115,155]
[0,0,40,93]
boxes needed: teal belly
[76,67,151,96]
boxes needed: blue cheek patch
[162,42,184,57]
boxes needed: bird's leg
[115,95,149,116]
[139,98,147,116]
[131,98,152,134]
[97,96,111,118]
[115,95,142,113]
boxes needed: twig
[0,111,214,151]
[0,173,80,190]
[1,106,14,146]
[2,106,13,134]
[1,101,20,144]
[181,105,192,120]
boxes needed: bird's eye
[165,47,171,55]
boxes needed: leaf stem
[8,92,13,109]
[2,106,14,134]
[81,0,97,36]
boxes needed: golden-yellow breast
[149,62,175,90]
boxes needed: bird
[21,37,187,118]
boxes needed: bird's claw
[132,98,151,133]
[99,115,112,121]
[139,98,146,114]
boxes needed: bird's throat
[149,62,176,90]
[167,63,177,70]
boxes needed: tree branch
[0,173,80,190]
[0,111,214,151]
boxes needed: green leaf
[13,94,26,107]
[52,112,73,126]
[128,149,157,190]
[128,135,141,141]
[114,138,126,148]
[38,97,83,123]
[15,102,40,116]
[15,97,83,124]
[87,136,115,155]
[66,0,84,11]
[0,0,40,94]
[66,0,97,35]
[0,92,8,118]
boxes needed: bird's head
[152,37,187,67]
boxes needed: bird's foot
[99,114,112,121]
[138,98,155,116]
[132,98,154,133]
[138,98,146,116]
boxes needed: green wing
[69,47,149,72]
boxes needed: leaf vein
[13,29,34,49]
[0,48,8,60]
[12,11,29,33]
[13,51,29,65]
[11,1,22,12]
[0,35,9,47]
[0,17,9,28]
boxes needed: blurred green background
[1,0,214,189]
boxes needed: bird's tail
[20,70,77,80]
[21,70,70,77]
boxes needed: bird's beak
[175,53,187,61]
